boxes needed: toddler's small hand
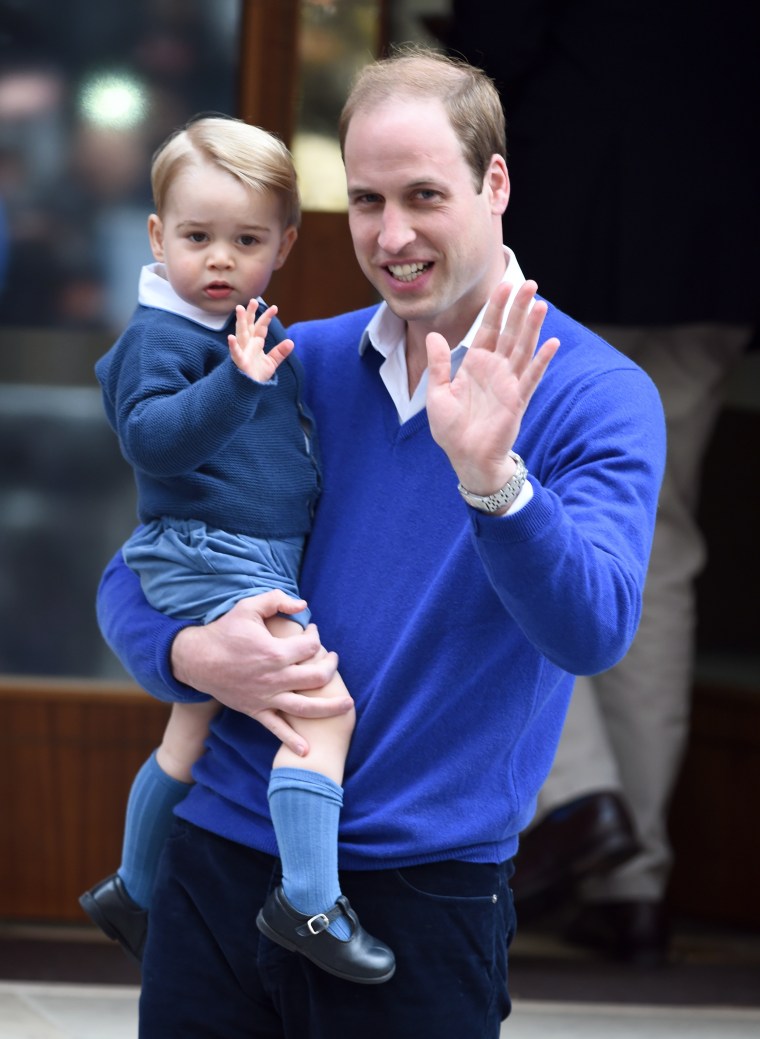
[228,301,294,381]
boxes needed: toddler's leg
[259,618,394,983]
[266,616,354,935]
[79,699,220,961]
[120,699,220,908]
[156,697,221,783]
[269,615,356,782]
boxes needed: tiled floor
[0,982,138,1039]
[2,984,760,1039]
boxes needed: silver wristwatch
[457,451,528,513]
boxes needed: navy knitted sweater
[98,300,665,869]
[95,304,321,538]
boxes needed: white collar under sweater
[359,246,526,424]
[137,262,264,331]
[359,246,532,512]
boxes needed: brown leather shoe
[514,792,640,908]
[564,899,670,966]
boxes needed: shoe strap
[296,895,355,938]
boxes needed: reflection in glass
[292,0,381,211]
[0,0,240,339]
[0,1,241,679]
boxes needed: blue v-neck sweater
[98,301,665,869]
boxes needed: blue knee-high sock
[117,750,192,910]
[268,767,351,940]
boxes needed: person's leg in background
[515,323,749,963]
[513,678,638,915]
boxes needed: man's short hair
[338,46,506,192]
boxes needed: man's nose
[377,206,415,253]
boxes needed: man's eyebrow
[347,178,441,195]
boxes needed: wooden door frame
[237,0,387,323]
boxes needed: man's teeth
[388,262,429,282]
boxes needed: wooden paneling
[0,679,168,921]
[667,681,760,928]
[3,674,758,925]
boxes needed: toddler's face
[148,161,296,316]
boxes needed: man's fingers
[493,280,539,356]
[275,688,354,719]
[506,297,548,369]
[471,282,512,353]
[228,590,306,620]
[480,281,512,332]
[425,331,454,389]
[255,708,309,756]
[274,649,342,694]
[251,685,355,756]
[521,336,561,401]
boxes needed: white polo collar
[358,247,526,360]
[138,262,252,331]
[358,247,527,422]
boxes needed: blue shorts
[123,518,311,627]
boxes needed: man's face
[344,97,509,345]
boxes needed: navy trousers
[139,819,516,1038]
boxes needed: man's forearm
[97,549,209,703]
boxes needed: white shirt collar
[359,246,527,422]
[137,262,248,331]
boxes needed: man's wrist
[457,451,528,513]
[169,624,207,694]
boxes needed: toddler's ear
[274,225,298,270]
[147,214,165,261]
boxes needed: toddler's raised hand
[228,300,294,382]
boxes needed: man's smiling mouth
[386,262,431,283]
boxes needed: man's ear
[486,155,510,216]
[147,213,165,262]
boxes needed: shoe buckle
[306,912,330,936]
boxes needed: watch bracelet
[457,450,527,512]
